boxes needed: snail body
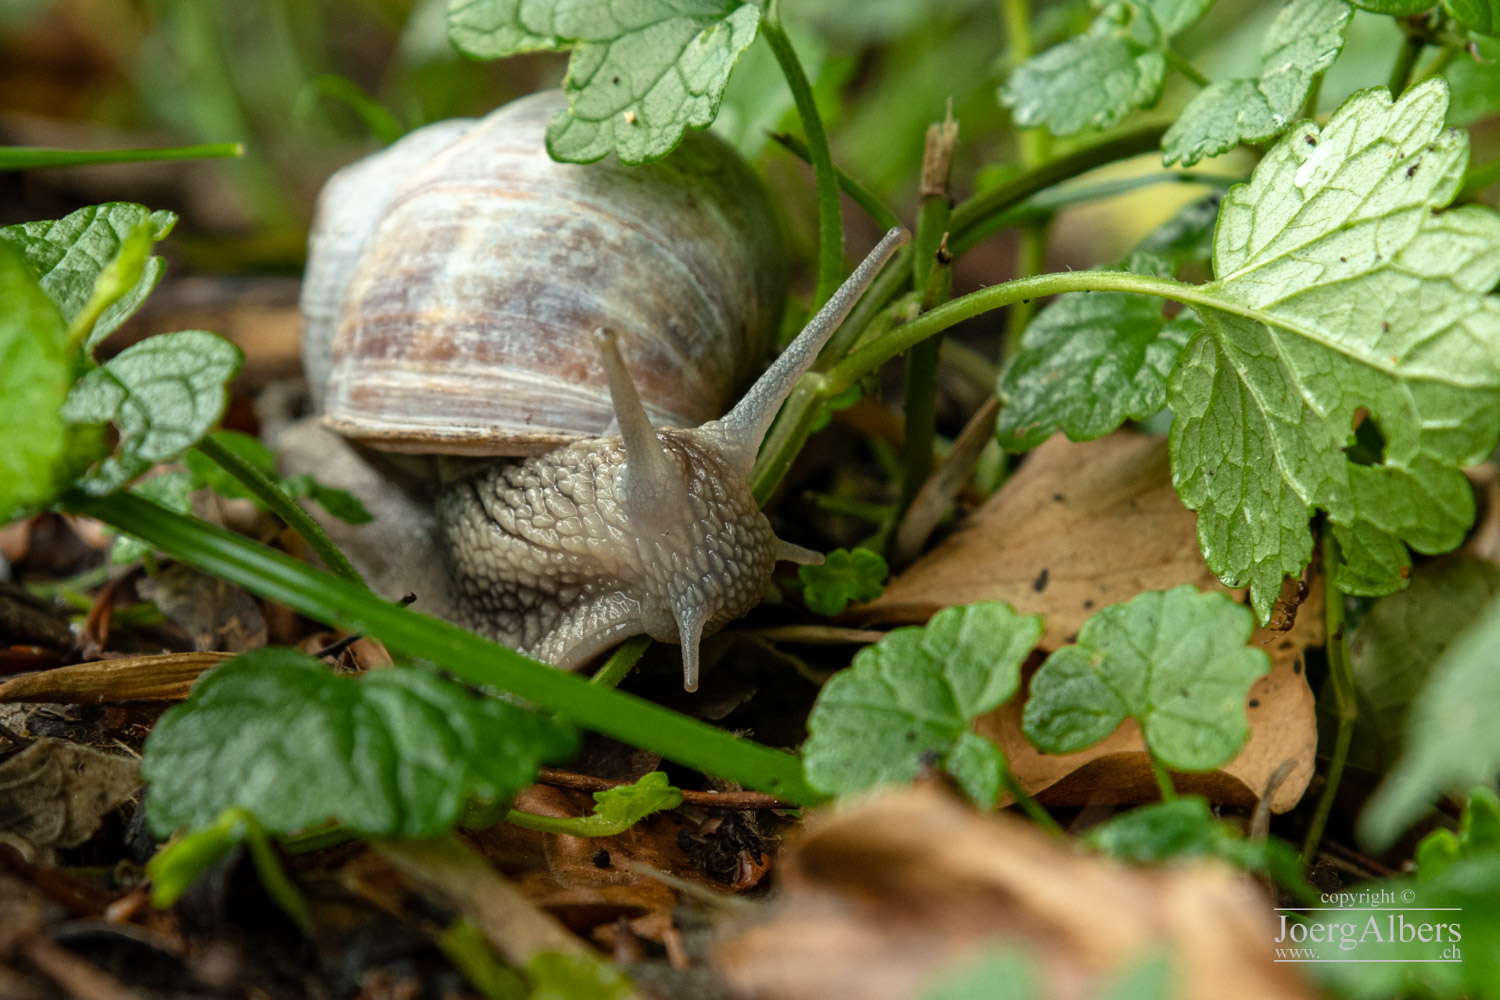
[297,89,908,689]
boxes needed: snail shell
[301,90,786,456]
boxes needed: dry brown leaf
[0,652,231,704]
[714,785,1315,1000]
[0,738,141,862]
[137,565,266,652]
[855,432,1317,813]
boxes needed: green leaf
[0,203,176,349]
[142,648,579,838]
[1134,194,1222,270]
[527,951,634,1000]
[799,547,889,616]
[803,602,1043,806]
[1447,35,1500,125]
[997,253,1201,452]
[1000,0,1213,137]
[111,472,194,565]
[1415,786,1500,882]
[1001,5,1165,137]
[1360,591,1500,849]
[446,0,760,164]
[0,243,77,521]
[1162,0,1351,166]
[1446,0,1499,34]
[279,475,373,525]
[60,330,243,493]
[1349,0,1433,10]
[1347,555,1500,771]
[506,771,683,836]
[1084,796,1304,885]
[1022,586,1268,771]
[590,771,682,831]
[919,947,1040,1000]
[1166,80,1500,623]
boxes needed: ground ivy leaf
[1415,787,1500,883]
[447,0,760,165]
[803,602,1044,805]
[1163,0,1351,166]
[60,330,244,494]
[588,771,683,832]
[1000,5,1165,137]
[1167,80,1500,623]
[1022,586,1268,771]
[799,547,888,616]
[142,648,579,838]
[1360,591,1500,850]
[0,204,175,348]
[0,244,76,521]
[1347,555,1500,771]
[1446,0,1498,33]
[997,253,1200,451]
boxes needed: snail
[289,90,909,690]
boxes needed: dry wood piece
[856,432,1317,813]
[714,786,1315,1000]
[0,651,231,704]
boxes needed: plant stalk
[64,490,826,807]
[1387,30,1426,97]
[769,131,900,231]
[590,634,651,688]
[1302,528,1357,865]
[0,143,244,172]
[763,2,843,310]
[1163,48,1209,87]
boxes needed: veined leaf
[142,648,578,837]
[997,253,1201,451]
[0,203,176,350]
[446,0,760,164]
[1162,0,1351,166]
[1415,786,1500,883]
[803,602,1043,806]
[0,244,79,521]
[1022,586,1268,771]
[60,330,243,494]
[1167,80,1500,622]
[1000,0,1213,137]
[799,547,888,616]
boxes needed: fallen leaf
[137,564,266,652]
[713,785,1315,1000]
[0,651,231,704]
[856,433,1317,812]
[0,738,140,862]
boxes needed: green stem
[769,132,900,231]
[194,435,365,588]
[949,122,1170,249]
[812,493,894,523]
[62,491,825,807]
[590,634,651,688]
[1387,31,1426,97]
[502,808,642,838]
[752,267,1207,503]
[1001,762,1064,836]
[241,811,315,934]
[1163,48,1210,87]
[437,921,528,1000]
[1150,754,1178,802]
[763,2,843,310]
[0,142,244,172]
[1302,528,1357,865]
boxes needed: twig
[893,396,1001,567]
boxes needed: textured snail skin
[434,230,910,691]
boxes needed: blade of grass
[0,143,244,171]
[63,490,824,806]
